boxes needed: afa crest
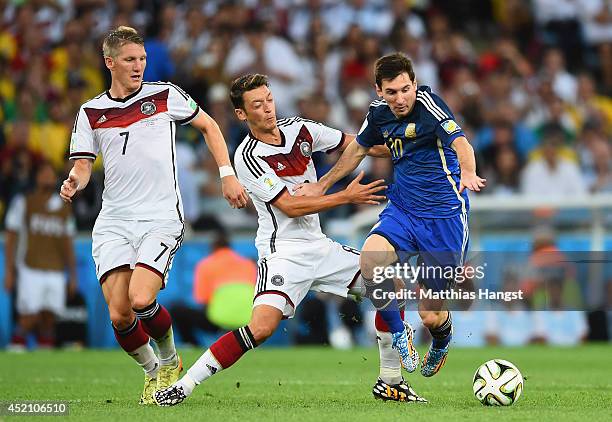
[405,123,417,138]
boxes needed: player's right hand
[344,171,386,205]
[60,173,79,203]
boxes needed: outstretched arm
[336,134,390,158]
[320,140,370,192]
[60,159,93,203]
[452,137,486,193]
[294,140,372,197]
[272,171,385,218]
[190,110,249,209]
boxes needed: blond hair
[102,26,144,58]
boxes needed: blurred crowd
[0,0,611,231]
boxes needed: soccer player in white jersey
[154,74,427,406]
[59,26,248,405]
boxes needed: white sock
[184,349,222,389]
[176,373,197,396]
[128,343,160,378]
[377,330,402,385]
[155,327,178,367]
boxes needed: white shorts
[17,266,66,315]
[92,218,184,287]
[253,238,361,318]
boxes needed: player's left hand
[292,182,325,197]
[222,175,249,209]
[459,172,486,193]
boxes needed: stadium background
[0,0,611,350]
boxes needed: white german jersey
[69,82,200,221]
[234,117,345,257]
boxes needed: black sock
[429,312,452,349]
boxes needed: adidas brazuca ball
[473,359,524,406]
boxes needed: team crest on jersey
[299,141,312,157]
[141,101,156,115]
[405,123,417,138]
[271,275,284,286]
[383,129,389,138]
[441,119,461,134]
[85,89,169,129]
[260,124,313,177]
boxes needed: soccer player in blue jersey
[295,52,485,377]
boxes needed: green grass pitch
[0,345,610,421]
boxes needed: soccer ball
[472,359,524,406]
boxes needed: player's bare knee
[248,317,280,343]
[248,305,283,343]
[360,252,395,280]
[393,277,406,292]
[360,235,397,279]
[420,311,443,329]
[249,321,277,343]
[359,254,385,280]
[109,309,134,330]
[128,291,156,311]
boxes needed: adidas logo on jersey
[97,115,108,124]
[277,162,286,171]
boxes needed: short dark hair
[230,73,269,109]
[374,53,415,88]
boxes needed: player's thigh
[312,240,361,296]
[253,254,314,319]
[134,219,184,289]
[416,213,469,267]
[101,268,133,328]
[16,266,45,316]
[248,304,283,343]
[416,213,469,292]
[39,272,67,316]
[92,219,137,282]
